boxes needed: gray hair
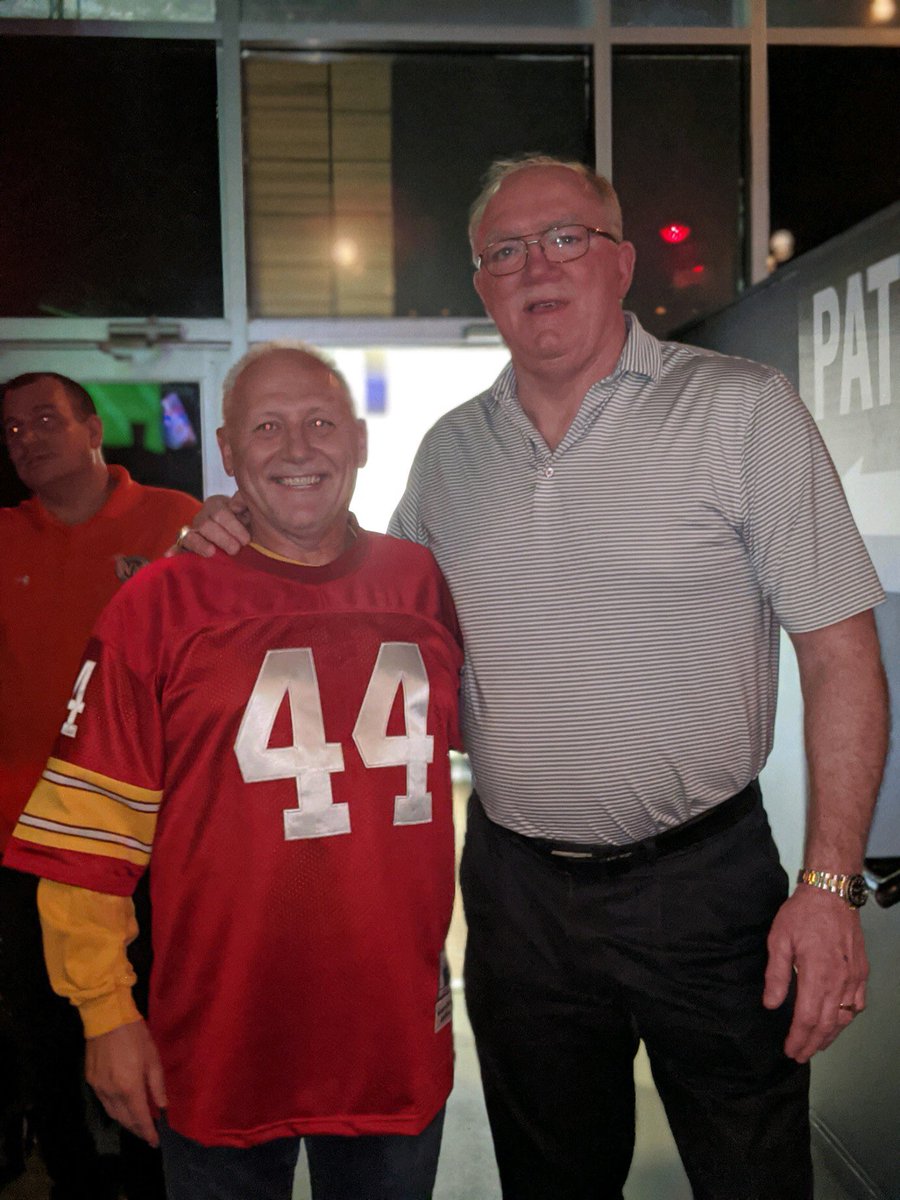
[468,156,624,262]
[221,340,355,427]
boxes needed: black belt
[489,780,760,873]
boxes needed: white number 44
[234,642,435,841]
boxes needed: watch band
[797,868,869,908]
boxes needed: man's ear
[356,419,368,469]
[615,240,637,300]
[86,414,104,450]
[216,426,235,477]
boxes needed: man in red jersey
[1,372,199,1200]
[4,345,463,1200]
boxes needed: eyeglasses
[476,224,620,276]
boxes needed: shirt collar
[617,312,661,383]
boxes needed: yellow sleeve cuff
[80,988,144,1039]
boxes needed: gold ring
[838,1003,859,1015]
[175,524,192,551]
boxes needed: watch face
[847,875,869,908]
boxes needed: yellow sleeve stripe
[17,813,153,855]
[22,778,157,848]
[44,757,162,808]
[42,768,160,813]
[15,762,161,862]
[15,820,151,868]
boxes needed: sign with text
[798,206,899,485]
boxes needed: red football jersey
[6,529,463,1146]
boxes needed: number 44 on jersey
[235,642,435,841]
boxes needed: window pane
[612,51,746,338]
[244,52,592,319]
[768,47,900,260]
[768,0,899,27]
[241,0,592,27]
[0,0,214,19]
[612,0,748,26]
[0,38,222,318]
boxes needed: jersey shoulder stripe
[9,756,160,870]
[17,813,152,857]
[42,764,161,813]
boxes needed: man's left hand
[763,885,868,1063]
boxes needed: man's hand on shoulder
[85,1019,168,1146]
[763,885,868,1063]
[166,491,251,558]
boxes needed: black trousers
[0,864,165,1200]
[460,793,812,1200]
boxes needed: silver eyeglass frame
[475,224,621,275]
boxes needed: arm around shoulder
[168,491,251,558]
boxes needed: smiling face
[217,349,367,564]
[472,165,636,387]
[2,376,102,497]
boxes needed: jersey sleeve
[740,370,884,633]
[38,878,143,1037]
[4,629,166,897]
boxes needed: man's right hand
[85,1020,167,1147]
[168,492,251,558]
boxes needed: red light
[691,264,705,274]
[659,223,691,244]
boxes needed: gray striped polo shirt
[389,315,884,843]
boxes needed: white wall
[330,345,510,532]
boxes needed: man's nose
[521,237,559,277]
[282,424,312,458]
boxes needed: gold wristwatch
[797,868,868,908]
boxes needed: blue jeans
[157,1108,445,1200]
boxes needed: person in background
[184,160,888,1200]
[0,371,200,1200]
[4,345,463,1200]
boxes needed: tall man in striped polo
[180,158,888,1199]
[388,158,888,1200]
